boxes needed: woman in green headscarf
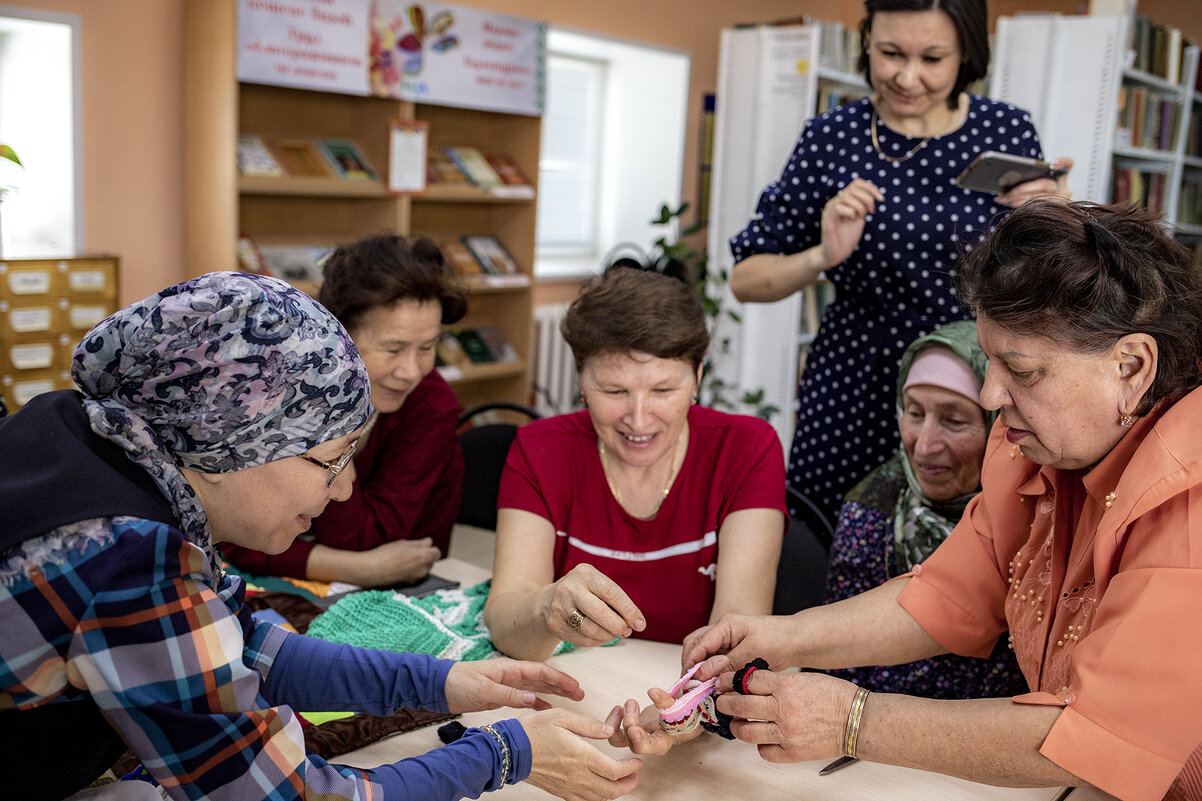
[820,319,1024,699]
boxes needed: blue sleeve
[367,719,533,801]
[262,630,454,715]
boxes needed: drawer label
[69,270,109,293]
[10,343,54,369]
[69,305,109,329]
[14,379,56,405]
[9,307,53,332]
[8,271,52,295]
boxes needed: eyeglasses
[297,439,359,487]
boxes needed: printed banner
[237,0,545,116]
[237,0,372,95]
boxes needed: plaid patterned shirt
[0,516,528,801]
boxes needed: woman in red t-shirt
[484,266,786,664]
[222,235,465,586]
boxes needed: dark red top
[498,405,786,644]
[222,370,463,577]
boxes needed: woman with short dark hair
[678,200,1202,799]
[729,0,1073,528]
[484,266,786,665]
[223,234,468,587]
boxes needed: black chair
[456,402,541,531]
[772,486,835,615]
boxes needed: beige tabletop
[332,557,1083,801]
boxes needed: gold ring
[567,609,586,631]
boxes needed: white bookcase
[706,23,866,449]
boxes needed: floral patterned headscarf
[72,272,372,560]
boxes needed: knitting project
[305,580,580,661]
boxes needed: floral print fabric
[71,271,372,560]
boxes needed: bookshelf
[707,22,866,448]
[182,0,538,411]
[991,13,1202,255]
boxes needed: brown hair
[318,235,467,333]
[857,0,989,111]
[561,266,710,372]
[957,199,1202,415]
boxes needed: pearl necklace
[598,432,685,521]
[870,103,956,164]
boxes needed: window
[535,29,689,280]
[0,8,80,257]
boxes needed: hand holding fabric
[604,686,692,755]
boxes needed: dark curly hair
[857,0,989,111]
[561,266,710,373]
[956,199,1202,415]
[318,235,467,334]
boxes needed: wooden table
[337,559,1077,801]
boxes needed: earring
[579,393,588,409]
[1119,413,1135,428]
[690,394,698,405]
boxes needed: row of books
[238,135,378,181]
[1111,166,1171,216]
[1187,110,1202,158]
[436,328,518,368]
[813,20,859,75]
[235,234,528,288]
[1178,181,1202,227]
[1115,86,1181,152]
[427,146,534,198]
[1127,15,1192,87]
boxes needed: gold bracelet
[844,686,871,759]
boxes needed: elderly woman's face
[352,298,443,415]
[579,351,700,470]
[899,384,988,500]
[189,429,360,552]
[977,315,1129,469]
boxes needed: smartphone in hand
[956,151,1067,195]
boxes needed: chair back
[773,487,834,615]
[457,402,540,530]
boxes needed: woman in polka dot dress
[729,0,1072,525]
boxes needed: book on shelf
[256,244,331,284]
[476,326,519,362]
[439,239,484,276]
[315,138,378,181]
[389,120,428,193]
[268,138,335,178]
[445,146,503,188]
[435,332,468,367]
[236,235,273,276]
[452,329,496,364]
[427,149,472,186]
[462,235,518,275]
[482,153,536,198]
[237,134,285,177]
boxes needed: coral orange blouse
[899,386,1202,801]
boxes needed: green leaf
[0,145,21,167]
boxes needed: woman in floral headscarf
[0,273,640,801]
[821,319,1025,699]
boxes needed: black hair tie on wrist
[732,657,770,695]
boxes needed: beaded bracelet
[481,724,512,787]
[844,686,870,759]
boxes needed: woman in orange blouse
[673,199,1202,801]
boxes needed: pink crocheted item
[657,662,718,734]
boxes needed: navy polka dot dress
[730,95,1043,523]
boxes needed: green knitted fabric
[305,580,581,660]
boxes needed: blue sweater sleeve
[262,629,453,714]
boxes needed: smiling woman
[822,319,1026,701]
[221,235,468,588]
[483,266,787,663]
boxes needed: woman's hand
[540,564,646,647]
[604,686,695,755]
[305,537,441,587]
[995,156,1074,208]
[444,658,585,713]
[820,179,884,268]
[714,668,857,763]
[524,709,643,801]
[680,613,801,678]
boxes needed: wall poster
[237,0,545,116]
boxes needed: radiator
[531,302,578,417]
